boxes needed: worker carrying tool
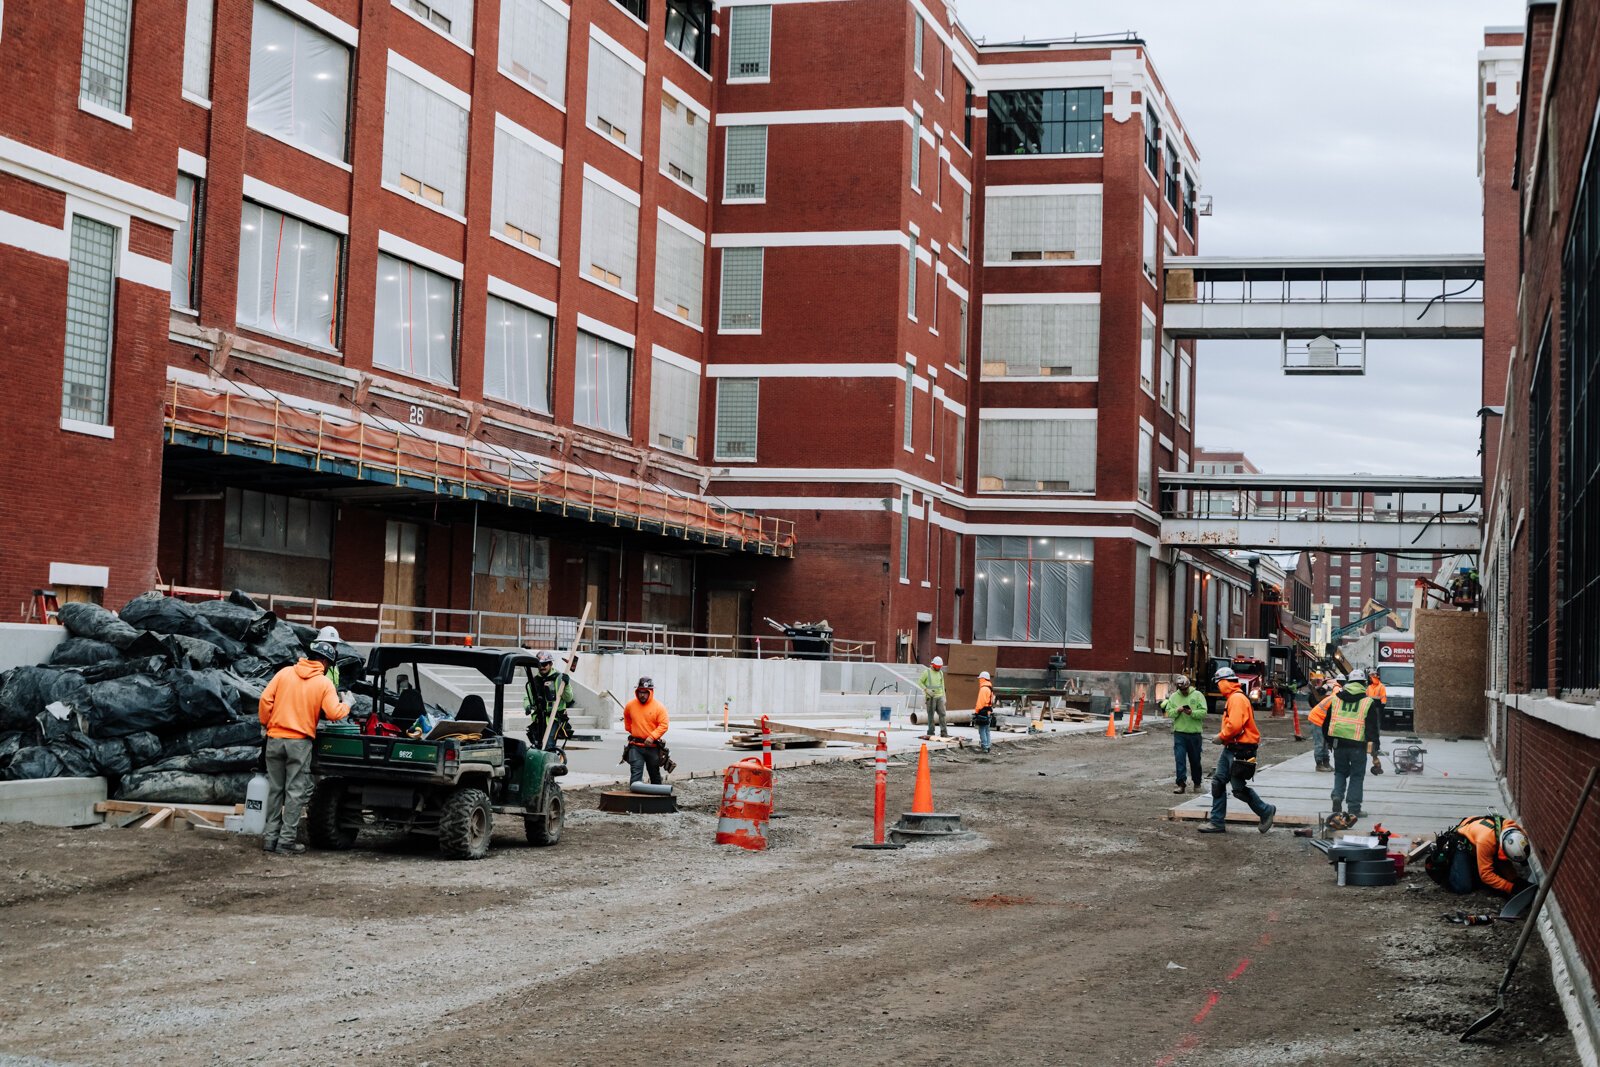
[524,650,575,752]
[1197,667,1277,835]
[1162,675,1208,794]
[258,641,351,855]
[1322,669,1381,830]
[1307,677,1339,773]
[973,671,996,753]
[918,656,948,739]
[1428,815,1531,896]
[622,677,672,786]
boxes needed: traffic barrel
[713,758,772,851]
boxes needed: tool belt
[627,735,662,747]
[1226,742,1259,783]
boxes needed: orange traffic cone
[1105,701,1120,738]
[910,744,934,813]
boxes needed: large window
[1160,337,1175,410]
[248,1,351,161]
[580,177,639,293]
[373,253,457,385]
[655,217,704,325]
[1134,545,1151,648]
[910,113,923,189]
[1144,109,1161,176]
[958,299,968,371]
[587,37,643,148]
[172,173,202,311]
[1142,201,1159,279]
[492,124,562,256]
[79,0,132,114]
[61,217,118,426]
[1165,141,1181,210]
[1178,356,1191,426]
[974,536,1093,644]
[665,0,711,71]
[183,0,213,100]
[574,330,631,437]
[978,418,1096,493]
[499,0,568,105]
[911,14,923,76]
[720,248,763,331]
[987,88,1103,156]
[660,92,709,192]
[1138,427,1154,503]
[724,125,767,201]
[1563,134,1600,690]
[484,295,552,413]
[650,355,699,456]
[396,0,472,46]
[985,192,1101,262]
[715,378,758,461]
[727,5,770,79]
[980,301,1098,378]
[237,201,341,349]
[384,67,469,214]
[1139,311,1156,393]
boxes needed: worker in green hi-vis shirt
[316,626,344,688]
[918,656,948,739]
[1162,674,1208,794]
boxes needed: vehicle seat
[457,694,494,734]
[391,687,425,732]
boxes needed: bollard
[1291,700,1303,740]
[761,714,773,769]
[853,732,904,850]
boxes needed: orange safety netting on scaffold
[164,383,796,555]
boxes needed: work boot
[1173,783,1187,794]
[1316,762,1332,773]
[275,841,307,856]
[1193,783,1204,794]
[261,838,277,853]
[1197,823,1227,834]
[1258,805,1277,834]
[940,731,950,738]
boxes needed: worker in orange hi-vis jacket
[1197,667,1277,836]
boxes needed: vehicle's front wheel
[439,786,493,860]
[525,779,564,847]
[307,779,359,850]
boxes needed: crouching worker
[1433,815,1531,896]
[258,641,350,855]
[622,677,670,786]
[1198,667,1277,835]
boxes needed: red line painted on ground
[1192,990,1221,1024]
[1153,1032,1201,1067]
[1259,932,1274,946]
[1227,958,1252,982]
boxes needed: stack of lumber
[95,799,242,831]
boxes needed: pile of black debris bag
[0,592,364,805]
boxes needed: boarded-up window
[587,37,643,146]
[499,0,567,104]
[396,0,473,45]
[660,92,708,190]
[980,302,1098,377]
[655,218,704,325]
[984,192,1102,262]
[650,356,699,457]
[978,419,1096,493]
[580,178,639,293]
[492,125,562,256]
[384,68,469,213]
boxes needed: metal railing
[158,585,876,662]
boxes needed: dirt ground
[0,717,1579,1067]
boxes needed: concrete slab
[1169,737,1502,837]
[0,777,107,827]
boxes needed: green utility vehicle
[308,646,567,860]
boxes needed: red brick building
[1,1,1216,691]
[1481,7,1600,1038]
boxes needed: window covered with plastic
[499,0,567,105]
[247,0,350,161]
[580,178,638,293]
[236,201,341,350]
[396,0,473,46]
[384,67,469,214]
[978,418,1096,493]
[654,218,704,325]
[650,356,699,457]
[587,38,643,147]
[659,92,708,191]
[183,0,213,99]
[980,302,1099,378]
[492,125,562,256]
[973,537,1094,644]
[172,173,201,310]
[985,192,1101,262]
[373,253,456,385]
[484,296,551,413]
[573,330,631,437]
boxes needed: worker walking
[1197,666,1277,835]
[919,656,948,739]
[1438,815,1530,896]
[1366,668,1388,776]
[973,671,996,753]
[1307,677,1338,773]
[525,650,575,752]
[1322,669,1381,829]
[622,677,669,786]
[257,641,350,855]
[1161,675,1207,794]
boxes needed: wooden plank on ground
[97,800,240,816]
[1166,806,1316,827]
[107,807,150,828]
[139,807,174,830]
[728,721,876,745]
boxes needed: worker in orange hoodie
[1444,816,1530,895]
[622,676,670,786]
[257,641,350,855]
[1365,668,1389,776]
[972,671,997,754]
[1197,666,1277,835]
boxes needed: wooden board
[1166,806,1316,827]
[728,721,876,745]
[97,801,243,815]
[727,732,824,750]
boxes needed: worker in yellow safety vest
[1322,669,1380,830]
[918,656,948,739]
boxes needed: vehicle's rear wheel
[307,779,359,851]
[525,779,564,847]
[439,786,493,860]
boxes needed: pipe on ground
[910,709,974,726]
[629,782,674,796]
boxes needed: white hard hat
[317,625,342,644]
[1174,674,1191,686]
[1213,666,1237,681]
[931,656,944,667]
[1500,826,1529,862]
[978,671,990,680]
[1346,668,1367,683]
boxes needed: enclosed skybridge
[1162,254,1485,374]
[1158,473,1482,552]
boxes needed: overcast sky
[961,1,1516,476]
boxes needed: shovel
[1461,764,1598,1041]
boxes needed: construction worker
[1322,669,1381,829]
[1307,677,1338,772]
[1365,667,1388,775]
[919,655,948,739]
[1161,675,1207,794]
[525,650,575,752]
[622,676,669,786]
[972,671,996,753]
[1197,666,1277,835]
[1443,815,1530,895]
[258,641,350,855]
[315,626,344,687]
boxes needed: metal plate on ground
[598,789,678,814]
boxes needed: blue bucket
[880,706,892,723]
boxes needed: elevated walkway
[1163,253,1484,343]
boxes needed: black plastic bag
[159,720,264,760]
[84,674,180,738]
[192,599,277,644]
[46,735,99,778]
[57,601,140,649]
[0,731,25,767]
[171,669,238,726]
[90,735,136,779]
[0,667,65,731]
[249,617,306,668]
[1,747,66,781]
[118,593,246,658]
[123,730,164,768]
[227,654,270,679]
[77,656,165,685]
[146,745,262,775]
[48,638,122,667]
[115,769,222,803]
[33,706,83,744]
[219,672,267,721]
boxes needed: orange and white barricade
[714,758,772,851]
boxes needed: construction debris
[726,731,825,751]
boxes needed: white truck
[1340,629,1415,731]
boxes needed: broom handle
[1498,764,1599,995]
